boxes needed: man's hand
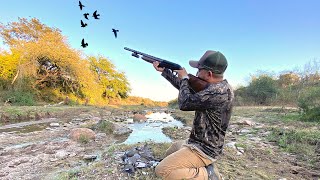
[174,68,188,80]
[153,61,165,72]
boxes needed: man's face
[196,68,210,81]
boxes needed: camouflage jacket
[161,69,234,159]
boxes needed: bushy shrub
[96,120,114,134]
[298,87,320,122]
[3,90,36,106]
[246,75,278,105]
[168,98,178,109]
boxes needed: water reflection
[122,113,183,144]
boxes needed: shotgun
[124,47,209,92]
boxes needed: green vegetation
[56,169,80,180]
[2,90,36,106]
[235,62,320,122]
[95,120,114,134]
[246,75,278,105]
[267,127,320,167]
[298,86,320,122]
[78,134,90,144]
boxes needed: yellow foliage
[109,96,168,107]
[0,50,20,80]
[278,72,300,87]
[0,18,140,106]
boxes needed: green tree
[234,86,250,105]
[298,87,320,122]
[246,75,278,105]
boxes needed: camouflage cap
[189,50,228,74]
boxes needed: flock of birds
[79,1,119,48]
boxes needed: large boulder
[69,128,96,141]
[133,114,147,122]
[113,123,133,135]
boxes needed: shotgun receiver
[124,47,209,92]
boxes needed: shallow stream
[122,119,183,144]
[0,112,183,144]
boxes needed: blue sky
[1,0,320,101]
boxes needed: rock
[126,118,134,124]
[135,162,147,168]
[104,111,112,116]
[113,124,133,135]
[55,150,69,160]
[126,149,138,157]
[234,118,255,126]
[249,137,261,142]
[236,151,243,156]
[50,123,60,127]
[8,157,30,167]
[95,133,107,140]
[83,154,97,161]
[124,164,135,174]
[260,131,271,137]
[92,117,101,121]
[78,114,92,120]
[69,128,96,141]
[243,119,254,126]
[121,144,160,174]
[239,129,251,134]
[30,157,42,164]
[237,147,245,154]
[225,142,237,149]
[49,158,58,162]
[63,123,70,127]
[133,114,147,122]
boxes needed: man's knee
[165,140,187,157]
[155,163,166,178]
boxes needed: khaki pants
[155,140,221,180]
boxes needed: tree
[246,75,278,105]
[298,86,320,122]
[300,59,320,86]
[0,18,83,92]
[278,72,300,88]
[0,18,131,105]
[88,56,131,99]
[234,86,249,105]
